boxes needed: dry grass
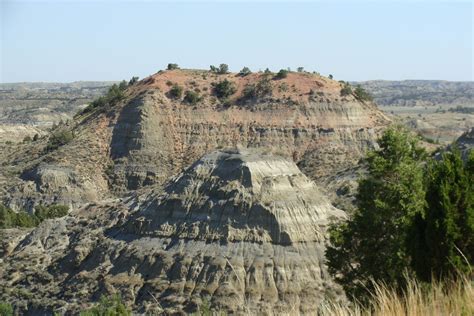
[319,275,473,316]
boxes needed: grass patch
[318,274,473,315]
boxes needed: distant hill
[0,81,115,126]
[353,80,474,107]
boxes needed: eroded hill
[0,69,390,211]
[0,149,346,314]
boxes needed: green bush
[118,80,127,91]
[353,85,373,101]
[409,148,474,281]
[242,84,257,99]
[168,84,183,99]
[79,83,126,116]
[275,69,288,79]
[0,204,69,229]
[35,205,69,221]
[167,63,179,70]
[0,302,13,316]
[218,64,229,74]
[326,127,426,300]
[46,130,74,151]
[297,67,304,73]
[213,79,236,99]
[80,295,130,316]
[238,67,252,76]
[210,64,229,74]
[241,76,272,100]
[128,76,139,85]
[0,204,38,229]
[327,127,474,302]
[328,74,333,80]
[340,83,352,97]
[183,90,202,105]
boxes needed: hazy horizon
[1,1,473,83]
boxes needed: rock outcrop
[0,70,389,211]
[0,149,346,314]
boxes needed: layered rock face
[109,70,389,194]
[1,70,389,210]
[127,149,344,243]
[0,150,346,314]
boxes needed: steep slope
[1,69,390,211]
[0,149,345,314]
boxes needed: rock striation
[1,69,390,211]
[0,149,346,314]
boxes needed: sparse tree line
[77,76,139,116]
[56,63,372,121]
[163,63,373,105]
[166,63,352,105]
[326,126,474,302]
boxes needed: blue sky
[1,1,472,82]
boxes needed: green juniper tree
[326,126,426,300]
[409,148,474,281]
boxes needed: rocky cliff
[0,69,390,211]
[0,149,346,314]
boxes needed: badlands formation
[0,69,390,313]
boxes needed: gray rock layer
[0,150,346,314]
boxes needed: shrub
[168,84,183,99]
[353,85,373,101]
[279,83,289,93]
[218,64,229,74]
[167,63,179,70]
[264,68,272,74]
[275,69,289,79]
[46,130,74,151]
[1,203,70,229]
[32,134,39,141]
[213,79,236,99]
[35,205,69,221]
[340,83,352,96]
[242,84,257,99]
[328,74,333,80]
[23,136,32,143]
[0,302,13,316]
[297,67,304,73]
[210,64,229,74]
[241,76,273,100]
[118,80,127,91]
[238,67,252,76]
[80,295,130,316]
[128,76,139,85]
[0,204,38,228]
[183,90,201,105]
[0,204,69,229]
[79,83,126,115]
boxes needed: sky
[1,0,473,83]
